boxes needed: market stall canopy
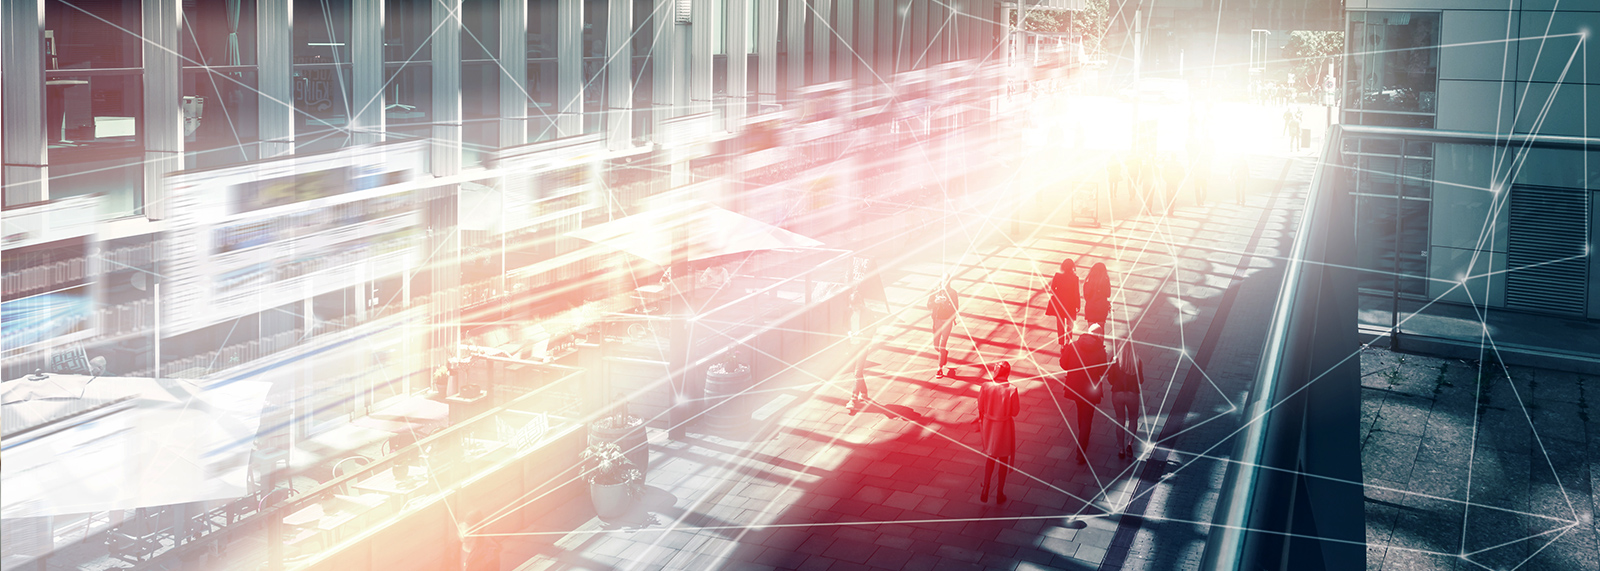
[1,375,271,519]
[568,201,823,266]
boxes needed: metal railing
[1203,124,1598,568]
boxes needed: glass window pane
[182,0,256,67]
[1350,11,1439,115]
[184,70,260,169]
[528,2,558,141]
[386,66,433,143]
[295,0,353,150]
[47,73,143,216]
[385,0,433,64]
[45,0,142,69]
[1401,158,1432,199]
[1358,155,1399,196]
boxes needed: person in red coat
[1044,259,1080,347]
[978,361,1020,503]
[1082,262,1112,330]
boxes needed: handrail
[1338,123,1600,149]
[1203,125,1346,570]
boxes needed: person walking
[1105,156,1126,200]
[1082,262,1111,331]
[1284,107,1302,152]
[1109,340,1145,459]
[1044,259,1080,347]
[977,361,1020,503]
[1062,324,1109,465]
[848,337,873,414]
[928,274,961,378]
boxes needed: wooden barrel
[588,418,649,475]
[703,367,751,433]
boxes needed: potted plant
[588,399,648,474]
[581,442,643,521]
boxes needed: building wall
[1348,1,1599,319]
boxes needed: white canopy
[568,201,823,267]
[1,375,271,519]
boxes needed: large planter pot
[588,418,648,475]
[589,481,636,521]
[703,367,752,433]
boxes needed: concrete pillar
[352,0,385,146]
[3,0,48,207]
[556,0,583,137]
[785,0,806,95]
[876,0,894,78]
[834,0,853,82]
[726,0,749,127]
[433,0,462,176]
[909,0,928,70]
[499,0,528,148]
[142,0,182,220]
[812,0,831,84]
[605,0,632,149]
[854,0,874,87]
[755,0,778,109]
[258,0,294,158]
[690,0,714,119]
[651,2,679,139]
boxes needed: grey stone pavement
[1361,348,1600,570]
[484,148,1321,571]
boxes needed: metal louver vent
[1505,185,1589,315]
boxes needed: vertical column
[499,0,528,148]
[834,0,852,82]
[556,0,583,137]
[690,0,713,119]
[651,2,678,139]
[755,0,778,109]
[143,0,182,220]
[433,0,462,176]
[3,0,48,206]
[854,0,873,86]
[909,0,927,70]
[726,0,749,127]
[811,0,830,84]
[876,0,893,79]
[352,0,384,146]
[604,0,632,149]
[258,0,294,158]
[785,0,806,96]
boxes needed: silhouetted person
[978,361,1020,503]
[1082,263,1111,331]
[848,337,873,414]
[928,274,961,378]
[461,510,500,571]
[1284,107,1302,151]
[1044,259,1080,347]
[1110,340,1145,460]
[1106,156,1127,200]
[1063,325,1109,465]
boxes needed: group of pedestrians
[968,259,1147,504]
[1104,152,1249,214]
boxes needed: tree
[1282,31,1346,98]
[1071,0,1111,61]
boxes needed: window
[183,0,260,169]
[1346,12,1440,118]
[44,0,145,215]
[462,0,501,166]
[294,0,354,152]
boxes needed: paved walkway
[1361,348,1600,571]
[487,146,1319,571]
